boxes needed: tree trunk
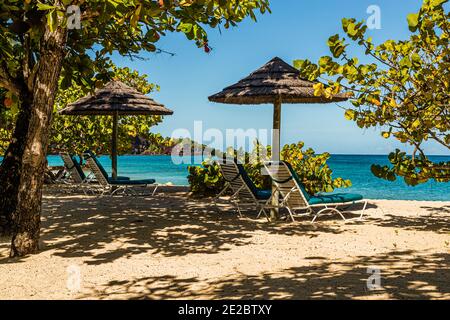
[0,25,67,257]
[0,93,33,236]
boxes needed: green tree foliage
[0,89,14,154]
[294,0,449,186]
[0,66,165,156]
[1,0,271,98]
[187,141,351,197]
[143,133,178,155]
[188,158,225,196]
[281,142,352,193]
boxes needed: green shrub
[187,141,351,197]
[281,142,352,193]
[187,158,225,197]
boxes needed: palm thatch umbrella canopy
[208,57,348,158]
[60,80,173,179]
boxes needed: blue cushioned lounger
[264,161,368,223]
[83,151,158,196]
[214,159,274,220]
[84,150,130,182]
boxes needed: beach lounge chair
[83,151,158,196]
[214,159,274,220]
[60,152,85,184]
[263,161,367,223]
[84,150,131,182]
[60,152,94,194]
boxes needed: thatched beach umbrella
[209,57,348,219]
[60,80,173,179]
[208,57,348,159]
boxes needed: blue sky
[112,0,449,155]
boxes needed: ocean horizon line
[44,152,450,157]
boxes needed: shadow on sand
[1,189,352,264]
[1,188,448,299]
[1,189,448,266]
[82,250,449,300]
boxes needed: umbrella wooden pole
[112,111,118,180]
[272,99,281,161]
[270,98,282,221]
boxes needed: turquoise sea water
[1,154,449,201]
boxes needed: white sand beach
[0,186,449,300]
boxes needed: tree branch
[428,130,450,150]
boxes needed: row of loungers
[214,160,367,223]
[59,152,366,223]
[60,151,157,196]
